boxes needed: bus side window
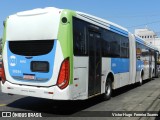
[102,30,121,58]
[120,37,129,58]
[73,17,88,56]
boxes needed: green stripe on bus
[58,9,76,85]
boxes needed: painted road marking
[0,104,6,107]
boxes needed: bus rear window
[9,40,54,56]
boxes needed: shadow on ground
[7,79,153,116]
[7,94,104,116]
[155,110,160,120]
[112,78,152,97]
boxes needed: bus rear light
[0,62,6,84]
[57,58,70,89]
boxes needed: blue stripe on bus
[7,40,57,83]
[136,37,156,50]
[136,38,145,44]
[111,58,129,74]
[109,25,128,37]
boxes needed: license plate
[23,74,35,80]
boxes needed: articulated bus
[1,7,159,100]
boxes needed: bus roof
[5,7,158,51]
[76,11,128,35]
[16,7,62,16]
[135,35,158,50]
[6,7,62,41]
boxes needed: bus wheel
[103,78,112,100]
[158,72,160,78]
[151,70,154,80]
[139,75,143,86]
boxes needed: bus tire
[158,72,160,78]
[151,70,154,80]
[157,71,160,78]
[103,78,112,101]
[139,74,143,86]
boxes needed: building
[135,28,160,51]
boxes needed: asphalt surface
[0,78,160,120]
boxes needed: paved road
[0,78,160,120]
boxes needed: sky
[1,0,160,37]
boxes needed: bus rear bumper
[1,81,71,100]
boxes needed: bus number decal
[20,60,26,64]
[12,69,22,74]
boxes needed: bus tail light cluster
[57,58,70,89]
[0,62,6,84]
